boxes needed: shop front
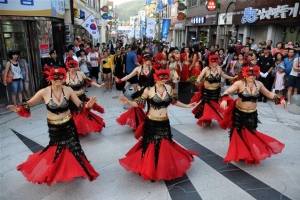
[186,14,218,47]
[173,22,186,47]
[232,0,300,46]
[0,1,65,106]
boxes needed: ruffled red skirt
[224,129,285,165]
[190,65,201,77]
[17,147,99,185]
[180,64,190,82]
[120,139,197,181]
[119,117,198,181]
[116,107,146,130]
[73,111,105,135]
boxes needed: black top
[46,88,69,115]
[46,58,63,68]
[147,85,172,110]
[205,68,221,84]
[258,54,274,73]
[238,81,260,102]
[65,73,83,91]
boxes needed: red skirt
[190,65,201,77]
[119,117,198,181]
[224,129,285,165]
[73,111,105,135]
[116,107,146,130]
[17,118,99,185]
[18,147,99,185]
[180,64,190,82]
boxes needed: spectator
[64,46,79,63]
[273,65,286,96]
[245,36,250,46]
[267,39,273,49]
[76,43,86,57]
[88,46,100,84]
[283,48,297,76]
[249,38,258,51]
[286,57,300,104]
[235,40,243,53]
[272,42,284,56]
[180,43,186,54]
[18,55,30,101]
[257,46,274,102]
[125,44,140,91]
[243,45,250,59]
[46,50,63,68]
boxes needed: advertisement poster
[146,18,155,39]
[39,43,50,58]
[161,18,171,41]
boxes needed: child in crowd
[273,65,286,95]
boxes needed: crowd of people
[3,35,297,186]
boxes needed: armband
[116,78,122,84]
[133,96,146,108]
[78,102,91,114]
[273,95,285,105]
[16,102,31,118]
[171,95,178,105]
[84,77,93,86]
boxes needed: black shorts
[287,75,300,89]
[126,73,138,84]
[103,68,112,74]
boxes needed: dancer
[220,65,286,165]
[180,47,192,81]
[155,45,169,69]
[191,55,234,127]
[7,68,99,185]
[115,52,155,130]
[65,56,106,135]
[118,68,198,181]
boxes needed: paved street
[0,85,299,200]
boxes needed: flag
[81,14,100,39]
[146,18,155,39]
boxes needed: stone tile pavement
[0,85,299,200]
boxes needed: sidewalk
[0,85,299,200]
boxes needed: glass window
[188,0,198,7]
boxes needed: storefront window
[37,20,53,58]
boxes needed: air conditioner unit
[65,35,71,43]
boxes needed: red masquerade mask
[65,59,79,69]
[154,69,171,81]
[209,55,220,65]
[242,65,260,77]
[45,68,67,82]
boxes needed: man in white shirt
[88,46,100,83]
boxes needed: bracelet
[273,95,285,105]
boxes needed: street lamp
[224,1,236,48]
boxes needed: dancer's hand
[97,83,105,88]
[220,100,227,110]
[186,102,197,108]
[6,105,20,112]
[281,99,287,109]
[119,95,129,105]
[86,96,97,108]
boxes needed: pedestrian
[118,68,198,181]
[113,49,126,91]
[220,65,286,165]
[2,50,23,106]
[88,46,100,84]
[6,67,99,185]
[18,54,31,101]
[273,65,286,96]
[125,44,140,91]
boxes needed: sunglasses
[53,73,65,80]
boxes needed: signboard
[191,16,206,24]
[0,0,65,18]
[39,43,50,58]
[241,3,300,24]
[146,18,155,39]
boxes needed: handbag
[1,67,14,84]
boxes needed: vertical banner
[146,18,155,39]
[146,0,152,6]
[161,18,171,41]
[142,27,146,36]
[81,14,100,39]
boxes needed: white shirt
[290,58,300,76]
[88,52,99,67]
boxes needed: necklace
[70,73,77,83]
[156,86,165,98]
[247,82,255,93]
[52,89,62,103]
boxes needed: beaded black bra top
[46,88,69,115]
[66,73,83,91]
[205,68,221,84]
[238,81,260,102]
[147,86,171,110]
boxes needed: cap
[266,46,271,50]
[237,40,241,42]
[76,36,81,39]
[279,65,286,69]
[49,50,56,55]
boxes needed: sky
[112,0,138,5]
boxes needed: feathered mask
[209,55,221,65]
[65,56,79,68]
[242,65,260,77]
[45,68,67,82]
[153,69,171,81]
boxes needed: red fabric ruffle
[134,121,145,139]
[154,53,163,61]
[16,105,31,118]
[190,82,204,103]
[180,64,190,82]
[84,79,93,87]
[17,146,99,185]
[196,102,223,127]
[73,111,105,135]
[219,98,236,130]
[190,65,201,77]
[224,128,285,165]
[116,107,146,130]
[119,139,198,181]
[85,97,105,114]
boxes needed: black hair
[8,50,20,59]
